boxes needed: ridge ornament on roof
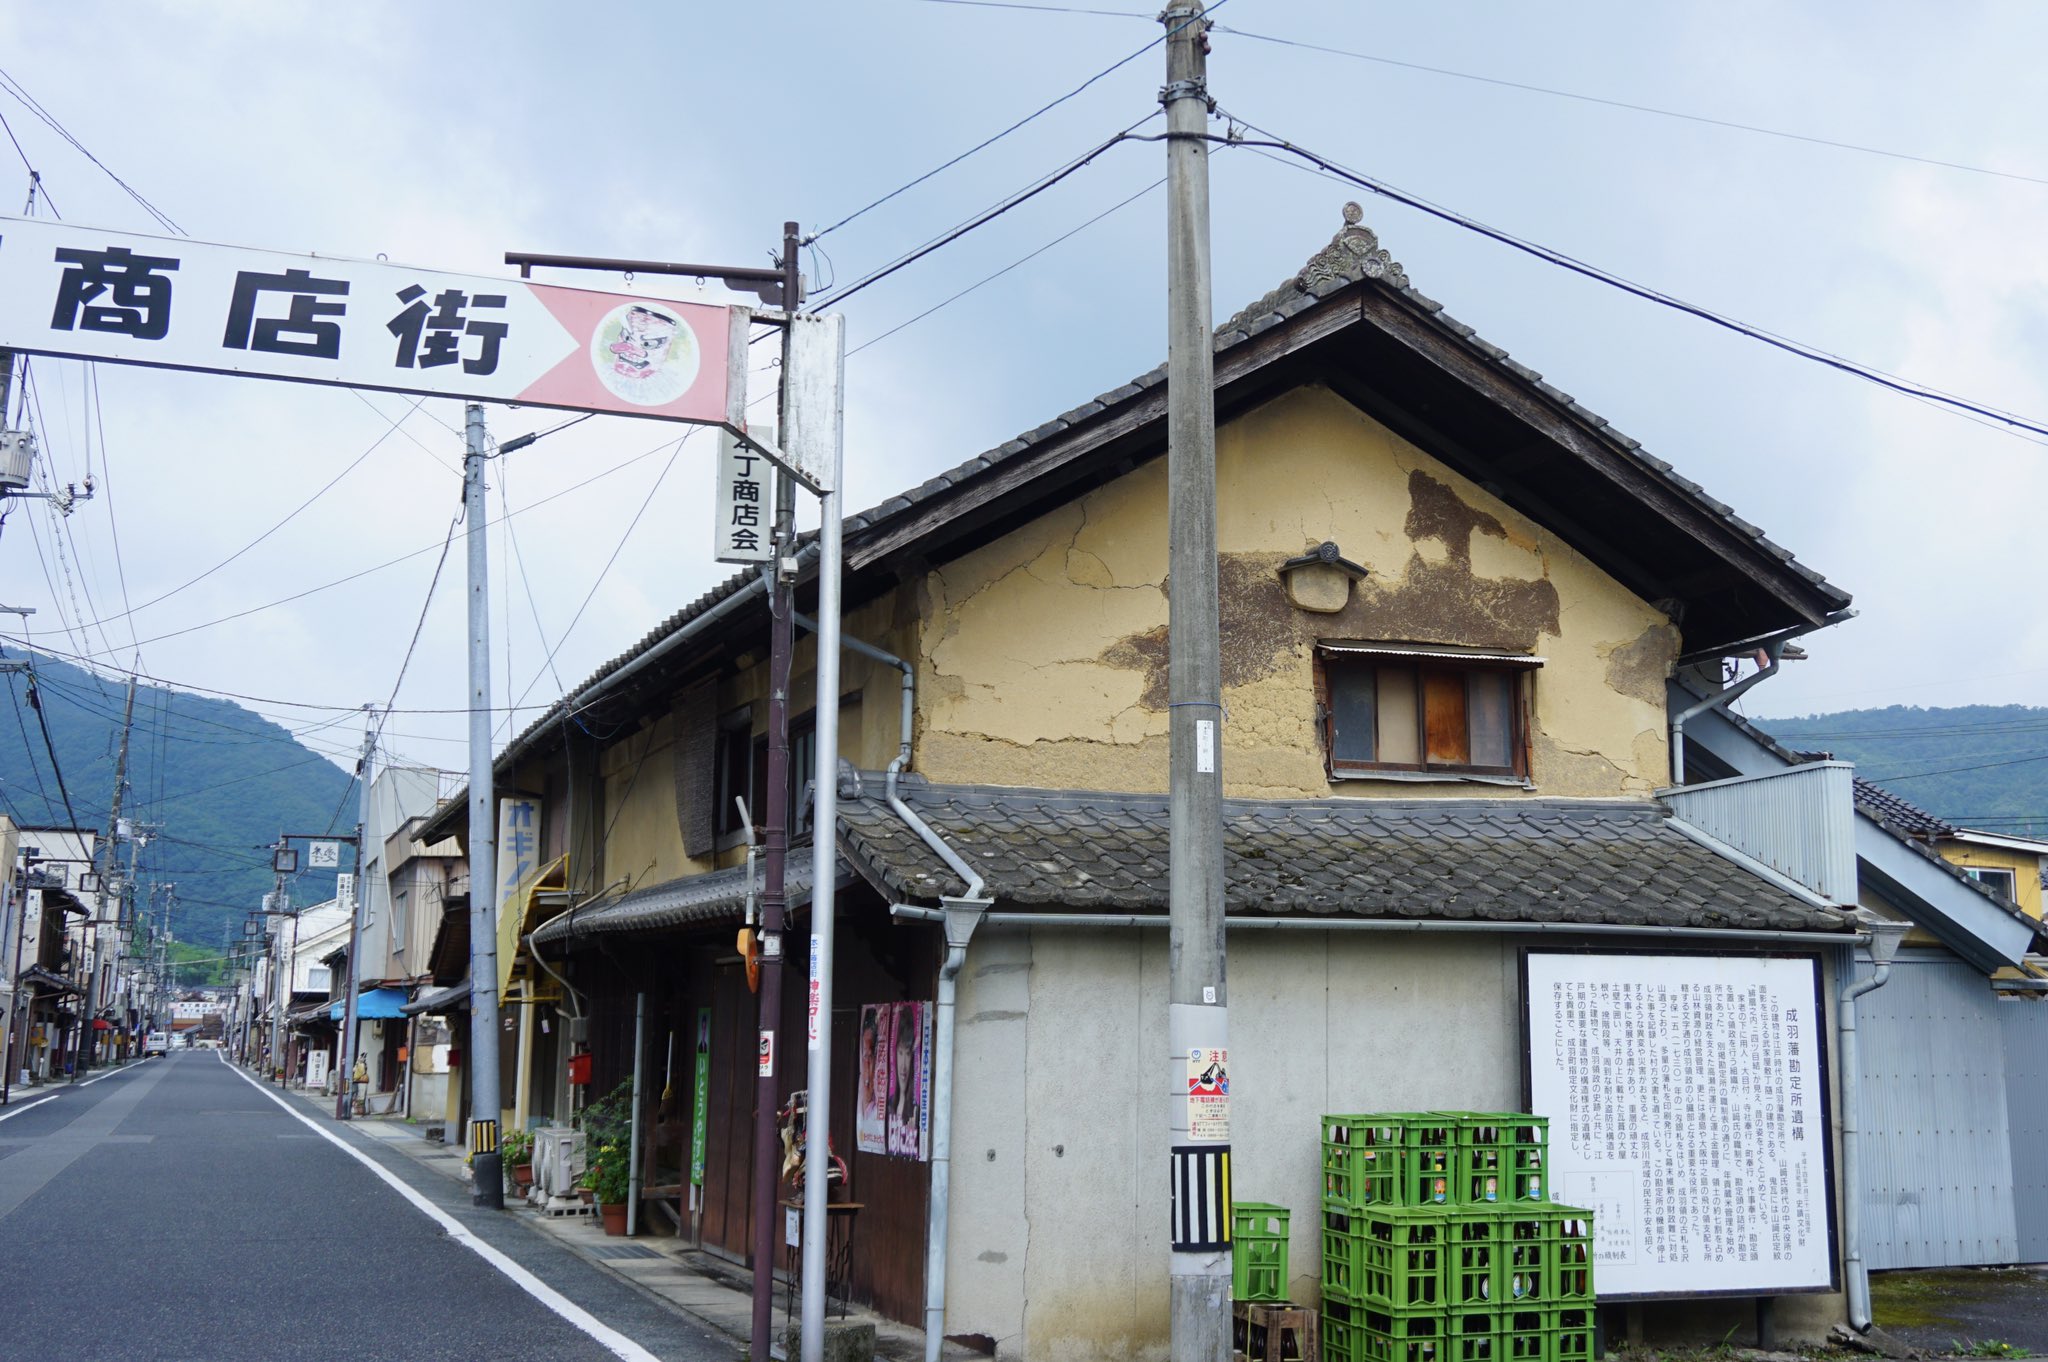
[1297,201,1408,293]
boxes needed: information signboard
[1523,949,1836,1300]
[0,214,739,428]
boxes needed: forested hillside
[0,648,355,953]
[1751,704,2048,837]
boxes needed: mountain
[1748,704,2048,838]
[0,648,357,954]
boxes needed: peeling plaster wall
[945,927,1848,1359]
[916,385,1679,798]
[594,590,916,889]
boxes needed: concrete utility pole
[749,219,802,1362]
[77,674,138,1078]
[464,402,505,1209]
[1161,7,1232,1359]
[335,709,377,1120]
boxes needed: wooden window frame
[712,706,756,848]
[1315,645,1536,783]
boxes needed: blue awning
[331,987,410,1022]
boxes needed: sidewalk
[284,1083,974,1362]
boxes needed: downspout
[1670,641,1784,787]
[1668,609,1856,786]
[793,611,993,1362]
[1841,916,1910,1332]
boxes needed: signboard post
[1523,950,1837,1301]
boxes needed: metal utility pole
[335,709,377,1120]
[464,402,505,1209]
[749,219,802,1362]
[76,674,138,1078]
[1161,7,1231,1360]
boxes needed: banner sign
[715,421,775,563]
[1523,950,1835,1300]
[691,1008,711,1187]
[308,841,341,869]
[0,215,739,428]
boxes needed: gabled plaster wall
[916,385,1678,798]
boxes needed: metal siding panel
[1857,957,2018,1268]
[1666,763,1856,903]
[2001,1000,2048,1261]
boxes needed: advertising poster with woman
[856,1004,889,1155]
[887,1001,932,1160]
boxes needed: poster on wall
[887,1001,932,1161]
[856,1004,890,1155]
[1523,950,1836,1301]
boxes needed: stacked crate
[1320,1114,1595,1362]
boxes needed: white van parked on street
[143,1031,168,1056]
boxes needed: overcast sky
[3,1,2044,781]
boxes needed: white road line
[80,1061,142,1087]
[0,1094,60,1124]
[219,1053,658,1362]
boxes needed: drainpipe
[1670,641,1785,787]
[1669,610,1856,786]
[1841,915,1910,1332]
[792,611,993,1362]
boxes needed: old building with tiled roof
[419,207,1904,1352]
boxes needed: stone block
[783,1320,875,1362]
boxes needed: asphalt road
[0,1053,738,1361]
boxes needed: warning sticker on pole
[1186,1047,1230,1142]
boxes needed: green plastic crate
[1441,1113,1548,1205]
[1551,1208,1595,1304]
[1357,1306,1446,1362]
[1323,1204,1447,1310]
[1449,1309,1502,1362]
[1448,1214,1501,1308]
[1323,1309,1366,1362]
[1233,1201,1291,1303]
[1399,1117,1459,1208]
[1502,1306,1595,1362]
[1498,1210,1554,1307]
[1322,1116,1410,1207]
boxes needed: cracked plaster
[916,385,1677,798]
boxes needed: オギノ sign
[0,215,747,432]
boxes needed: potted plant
[503,1127,535,1195]
[583,1139,632,1234]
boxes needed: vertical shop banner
[690,1008,711,1188]
[856,1004,889,1155]
[1523,950,1835,1300]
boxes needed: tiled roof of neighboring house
[1851,777,1955,839]
[529,856,830,945]
[834,782,1851,934]
[448,211,1849,820]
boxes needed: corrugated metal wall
[2001,998,2048,1263]
[1664,762,1857,904]
[1857,954,2018,1268]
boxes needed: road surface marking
[219,1054,658,1362]
[0,1094,60,1125]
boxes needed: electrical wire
[1213,117,2048,443]
[811,0,1226,241]
[1213,25,2048,192]
[851,174,1165,357]
[21,664,80,830]
[0,66,180,232]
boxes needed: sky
[1,0,2045,785]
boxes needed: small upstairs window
[1316,644,1538,781]
[1962,865,2018,900]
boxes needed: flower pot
[511,1163,534,1192]
[599,1201,628,1236]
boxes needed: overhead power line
[0,66,181,231]
[815,0,1228,241]
[1217,117,2048,444]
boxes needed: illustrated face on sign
[591,302,700,405]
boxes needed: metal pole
[464,402,505,1209]
[798,313,847,1362]
[1161,7,1231,1359]
[628,989,646,1237]
[750,219,801,1362]
[2,865,27,1102]
[77,675,137,1078]
[336,710,377,1119]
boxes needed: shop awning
[497,853,569,997]
[91,1018,113,1031]
[331,987,409,1022]
[401,980,470,1017]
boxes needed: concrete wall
[944,926,1847,1359]
[914,386,1679,800]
